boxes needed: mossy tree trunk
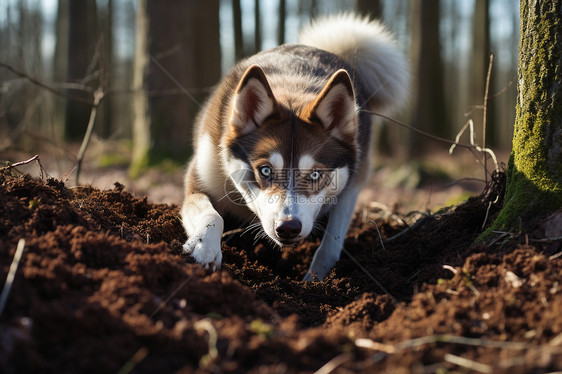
[486,0,562,235]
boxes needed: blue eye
[309,170,322,181]
[259,165,273,178]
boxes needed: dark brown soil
[1,167,562,373]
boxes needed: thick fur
[180,13,409,280]
[299,13,409,114]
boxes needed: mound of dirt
[1,168,562,373]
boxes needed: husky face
[221,65,358,246]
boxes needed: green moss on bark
[482,0,562,238]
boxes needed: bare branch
[449,119,499,175]
[482,53,495,184]
[0,62,94,106]
[365,110,476,149]
[2,154,48,179]
[75,87,104,185]
[2,154,38,169]
[149,55,202,108]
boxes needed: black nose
[275,219,302,240]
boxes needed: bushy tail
[299,13,409,115]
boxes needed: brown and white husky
[180,14,408,280]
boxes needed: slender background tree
[130,0,221,173]
[64,0,98,140]
[130,0,149,175]
[408,0,448,156]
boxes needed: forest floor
[1,149,562,373]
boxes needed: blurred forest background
[0,0,519,183]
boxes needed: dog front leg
[304,185,360,281]
[181,193,224,270]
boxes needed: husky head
[222,65,359,246]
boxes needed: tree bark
[131,0,221,174]
[130,0,150,176]
[277,0,286,45]
[53,0,69,136]
[98,0,114,138]
[485,0,562,234]
[470,0,496,147]
[408,0,448,156]
[64,0,97,140]
[254,0,261,53]
[233,0,243,61]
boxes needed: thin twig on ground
[313,353,353,374]
[0,239,26,317]
[194,319,219,368]
[356,334,562,372]
[383,213,433,244]
[532,235,562,243]
[488,230,516,246]
[549,249,562,260]
[444,353,493,373]
[482,201,493,229]
[117,347,149,374]
[356,334,531,354]
[369,220,386,250]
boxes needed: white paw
[183,222,223,271]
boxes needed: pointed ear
[309,69,357,139]
[230,65,277,133]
